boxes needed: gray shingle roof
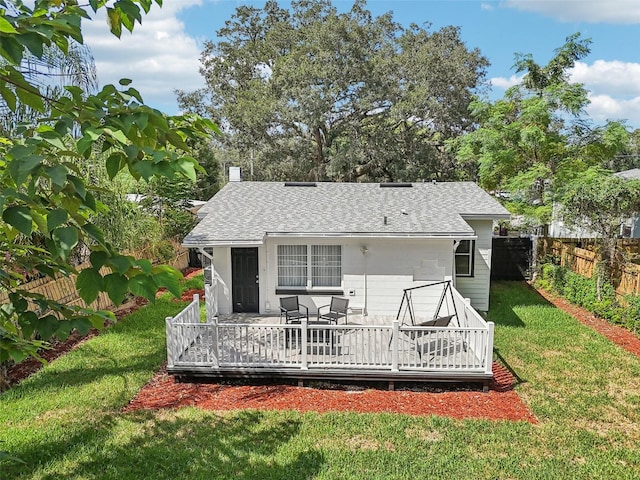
[614,168,640,180]
[184,181,511,246]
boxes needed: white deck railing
[165,281,494,377]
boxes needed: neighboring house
[549,168,640,238]
[183,181,510,316]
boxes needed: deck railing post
[391,319,399,372]
[485,321,495,375]
[165,316,175,368]
[300,318,308,370]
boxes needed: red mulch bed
[534,285,640,356]
[122,362,537,423]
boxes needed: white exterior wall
[260,237,454,317]
[455,219,492,311]
[210,230,493,316]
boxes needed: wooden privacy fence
[0,248,190,313]
[539,238,640,296]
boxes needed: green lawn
[1,279,639,479]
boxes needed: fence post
[391,319,399,372]
[165,316,174,368]
[485,321,495,375]
[301,318,308,370]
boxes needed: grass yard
[1,278,640,479]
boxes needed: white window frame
[455,239,475,277]
[277,244,342,289]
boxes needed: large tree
[455,33,629,231]
[177,0,488,182]
[0,0,216,368]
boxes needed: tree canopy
[454,33,630,231]
[177,0,489,182]
[0,0,217,365]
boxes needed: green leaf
[103,127,129,144]
[110,255,133,274]
[119,78,133,86]
[104,273,129,305]
[82,223,106,246]
[136,259,153,275]
[70,318,92,336]
[52,226,79,261]
[76,268,104,305]
[35,315,60,341]
[152,265,182,298]
[16,31,45,58]
[16,87,45,112]
[175,157,197,182]
[35,264,55,277]
[105,153,124,180]
[131,160,154,180]
[0,86,17,111]
[90,250,109,269]
[0,17,18,34]
[128,274,157,301]
[0,36,24,64]
[3,206,33,236]
[31,211,47,234]
[45,165,68,187]
[8,149,44,184]
[106,7,123,38]
[67,175,87,199]
[47,209,68,232]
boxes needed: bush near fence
[535,263,640,333]
[0,248,190,314]
[538,238,640,297]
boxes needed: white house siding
[455,219,492,311]
[210,247,232,315]
[209,232,493,316]
[261,237,454,318]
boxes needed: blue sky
[83,0,640,128]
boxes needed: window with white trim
[277,245,342,288]
[455,240,475,277]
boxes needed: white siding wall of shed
[455,219,492,311]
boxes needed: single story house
[183,180,510,316]
[168,180,509,388]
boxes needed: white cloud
[83,0,205,113]
[504,0,640,24]
[570,60,640,125]
[585,94,640,125]
[490,74,523,89]
[570,60,640,97]
[490,61,640,127]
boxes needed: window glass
[277,245,307,286]
[455,239,474,277]
[312,245,341,287]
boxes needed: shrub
[534,263,635,327]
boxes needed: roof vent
[284,182,317,187]
[380,183,412,188]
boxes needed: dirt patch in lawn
[534,285,640,357]
[122,361,538,423]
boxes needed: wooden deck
[165,292,495,389]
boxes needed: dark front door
[231,247,259,312]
